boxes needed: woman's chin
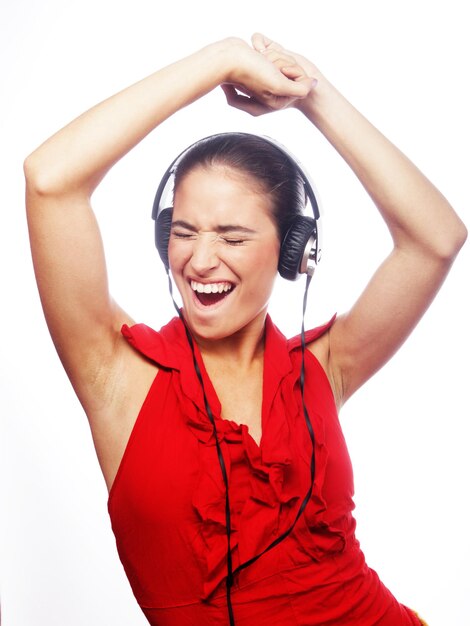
[182,309,234,341]
[182,303,269,345]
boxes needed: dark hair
[173,133,306,242]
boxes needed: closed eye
[171,230,196,239]
[222,237,245,246]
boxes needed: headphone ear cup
[155,208,173,270]
[279,216,317,281]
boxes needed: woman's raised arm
[24,37,313,416]
[225,33,467,406]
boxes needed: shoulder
[287,314,337,352]
[121,316,188,370]
[264,314,338,401]
[290,314,341,409]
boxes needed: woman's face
[168,165,280,341]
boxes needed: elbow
[439,217,468,262]
[24,151,52,197]
[396,207,468,266]
[455,220,468,252]
[23,152,37,187]
[24,152,63,197]
[420,199,468,262]
[23,151,86,198]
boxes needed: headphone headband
[152,132,321,279]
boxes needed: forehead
[172,165,275,227]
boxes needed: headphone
[151,132,321,280]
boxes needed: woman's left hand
[221,33,317,116]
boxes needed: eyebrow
[171,220,257,235]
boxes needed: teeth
[191,280,233,294]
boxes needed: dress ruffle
[121,314,346,600]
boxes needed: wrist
[294,72,335,121]
[199,37,248,86]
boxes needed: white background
[1,1,469,624]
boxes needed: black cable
[166,271,236,625]
[231,271,315,575]
[166,269,315,626]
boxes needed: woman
[24,33,466,625]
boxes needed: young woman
[24,33,466,626]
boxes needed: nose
[189,234,220,275]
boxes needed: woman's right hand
[220,36,316,116]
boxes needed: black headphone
[152,132,321,280]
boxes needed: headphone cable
[166,269,315,626]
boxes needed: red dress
[108,315,422,626]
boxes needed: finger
[251,32,272,52]
[274,59,308,80]
[257,48,309,83]
[251,32,286,56]
[280,64,307,81]
[269,73,317,99]
[220,84,270,117]
[222,82,301,115]
[261,48,298,68]
[291,75,317,96]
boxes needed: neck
[191,311,268,371]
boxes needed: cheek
[167,240,176,269]
[168,240,189,272]
[256,238,280,269]
[245,239,280,285]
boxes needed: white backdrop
[1,1,469,625]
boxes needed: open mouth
[190,280,234,307]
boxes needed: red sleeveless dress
[108,315,423,626]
